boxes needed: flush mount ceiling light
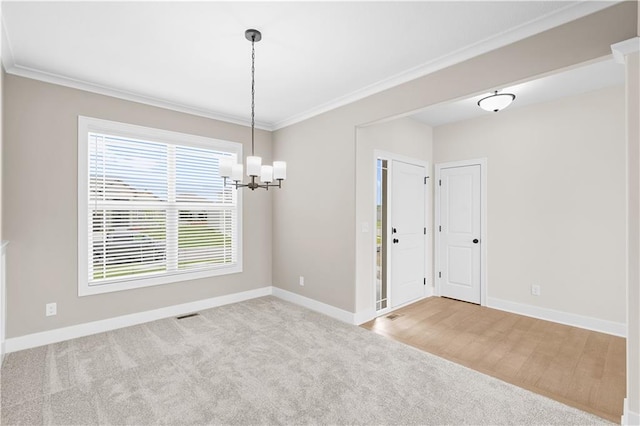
[219,29,286,190]
[477,90,516,112]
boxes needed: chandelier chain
[222,29,284,191]
[251,36,255,156]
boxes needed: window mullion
[79,116,243,296]
[167,145,178,272]
[99,135,107,281]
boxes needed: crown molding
[611,37,640,64]
[0,7,272,130]
[272,1,618,130]
[1,11,271,129]
[2,1,617,132]
[4,64,273,131]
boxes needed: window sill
[78,264,242,296]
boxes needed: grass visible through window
[93,224,231,280]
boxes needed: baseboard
[352,289,435,326]
[271,287,356,324]
[486,297,626,337]
[623,398,640,426]
[426,285,435,298]
[353,308,377,325]
[6,285,432,353]
[4,286,273,353]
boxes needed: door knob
[473,239,479,244]
[393,238,399,244]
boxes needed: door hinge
[439,225,441,232]
[423,278,426,286]
[438,271,442,278]
[424,227,426,235]
[439,179,441,186]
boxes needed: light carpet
[1,296,610,425]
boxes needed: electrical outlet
[299,276,304,286]
[531,285,541,296]
[46,302,57,316]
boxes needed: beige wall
[2,74,272,338]
[0,1,636,359]
[272,114,356,311]
[433,86,626,324]
[272,2,637,313]
[355,118,433,314]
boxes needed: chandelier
[219,29,286,190]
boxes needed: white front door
[390,160,426,308]
[438,164,481,304]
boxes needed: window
[78,116,242,296]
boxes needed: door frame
[435,158,488,306]
[373,150,431,315]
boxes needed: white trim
[362,293,435,325]
[2,63,272,131]
[1,2,613,132]
[78,115,246,152]
[434,158,488,306]
[372,151,430,315]
[0,242,8,365]
[375,151,429,171]
[425,285,434,298]
[487,297,627,338]
[271,287,356,324]
[353,308,377,326]
[612,37,640,64]
[5,286,272,353]
[372,153,383,314]
[3,285,371,354]
[623,398,640,426]
[272,2,615,130]
[77,116,243,297]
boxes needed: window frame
[78,116,243,297]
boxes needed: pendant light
[219,29,286,190]
[477,90,516,112]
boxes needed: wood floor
[361,297,626,423]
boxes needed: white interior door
[390,160,426,308]
[438,164,481,304]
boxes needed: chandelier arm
[224,177,283,191]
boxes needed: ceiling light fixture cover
[219,29,286,190]
[477,91,516,112]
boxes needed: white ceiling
[411,58,625,127]
[1,1,619,130]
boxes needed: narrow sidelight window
[376,158,388,311]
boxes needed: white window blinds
[79,117,241,295]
